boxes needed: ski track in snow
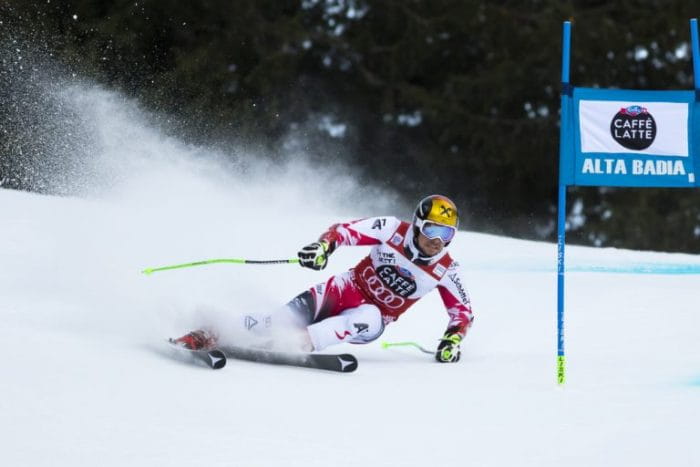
[1,84,699,467]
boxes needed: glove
[435,332,462,363]
[298,241,331,271]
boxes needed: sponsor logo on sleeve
[372,218,387,230]
[448,273,469,305]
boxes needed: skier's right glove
[435,332,462,363]
[298,241,331,270]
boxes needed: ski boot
[170,329,218,350]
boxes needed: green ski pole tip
[142,269,153,275]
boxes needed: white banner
[579,100,688,156]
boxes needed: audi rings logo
[361,266,405,309]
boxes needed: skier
[173,194,474,363]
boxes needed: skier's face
[416,231,445,256]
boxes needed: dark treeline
[1,0,699,252]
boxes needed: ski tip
[167,339,226,370]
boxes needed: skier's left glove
[435,332,462,363]
[298,241,331,270]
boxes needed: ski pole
[380,341,435,355]
[142,258,299,275]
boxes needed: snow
[2,85,700,467]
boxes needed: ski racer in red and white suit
[289,195,474,363]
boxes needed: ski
[218,345,358,373]
[167,339,227,370]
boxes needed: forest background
[2,0,699,252]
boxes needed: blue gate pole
[557,21,572,385]
[691,19,699,92]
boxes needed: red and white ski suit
[289,216,474,350]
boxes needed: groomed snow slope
[2,184,700,467]
[1,85,699,467]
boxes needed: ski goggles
[416,219,456,243]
